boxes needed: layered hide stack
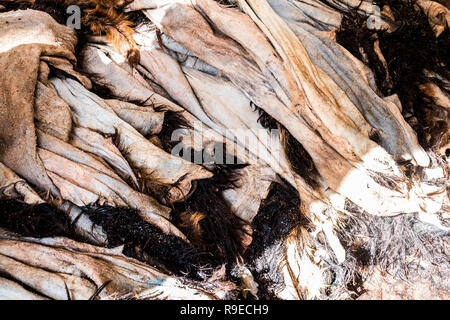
[0,0,448,300]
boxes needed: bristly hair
[0,199,74,238]
[173,163,247,266]
[244,180,311,299]
[336,202,450,294]
[83,204,218,279]
[336,0,450,155]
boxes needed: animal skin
[80,0,140,64]
[0,0,140,64]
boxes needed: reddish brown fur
[1,0,140,65]
[82,1,140,65]
[179,211,207,249]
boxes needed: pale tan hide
[0,230,233,300]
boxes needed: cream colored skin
[50,76,218,239]
[121,1,448,297]
[79,42,259,168]
[71,126,140,189]
[105,99,165,136]
[51,77,212,186]
[0,162,45,205]
[125,0,438,217]
[0,231,227,300]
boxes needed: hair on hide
[84,204,219,279]
[242,178,449,299]
[172,163,247,267]
[329,200,450,299]
[0,0,140,64]
[340,205,449,277]
[244,180,311,299]
[0,199,74,238]
[253,103,320,188]
[336,0,450,155]
[154,106,192,153]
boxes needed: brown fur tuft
[179,211,207,245]
[0,0,140,65]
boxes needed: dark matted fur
[173,164,247,266]
[84,204,220,279]
[336,0,450,154]
[244,181,311,299]
[0,199,74,238]
[253,103,320,188]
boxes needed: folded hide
[0,10,90,196]
[126,0,441,218]
[0,0,448,301]
[0,160,108,245]
[0,230,234,300]
[50,77,213,204]
[79,42,257,167]
[0,162,45,205]
[0,9,199,241]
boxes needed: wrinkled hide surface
[0,229,234,300]
[0,10,89,197]
[0,0,448,301]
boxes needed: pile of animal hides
[0,0,448,300]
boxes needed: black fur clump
[280,127,320,188]
[244,181,310,299]
[336,0,450,152]
[248,181,308,251]
[253,103,278,131]
[83,204,216,279]
[173,164,246,266]
[253,103,320,187]
[155,107,192,153]
[0,199,74,238]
